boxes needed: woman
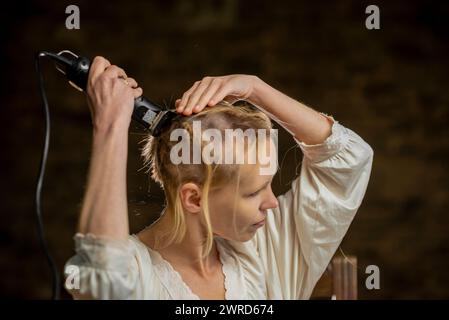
[64,56,373,300]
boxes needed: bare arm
[248,77,333,145]
[78,126,129,239]
[77,56,143,240]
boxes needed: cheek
[209,198,263,242]
[208,195,235,227]
[228,197,261,227]
[207,187,263,239]
[238,197,259,214]
[209,198,256,231]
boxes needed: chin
[237,231,257,243]
[216,232,254,243]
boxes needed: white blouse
[64,113,374,300]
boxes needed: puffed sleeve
[254,113,374,299]
[63,233,140,299]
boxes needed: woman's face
[208,140,279,242]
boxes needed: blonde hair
[141,101,273,258]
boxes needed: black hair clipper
[39,50,178,136]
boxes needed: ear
[179,182,202,214]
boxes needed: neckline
[133,234,230,300]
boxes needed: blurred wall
[1,0,448,299]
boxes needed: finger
[194,79,222,112]
[177,81,201,112]
[209,84,232,106]
[124,77,138,88]
[175,99,181,108]
[103,65,127,80]
[88,56,111,85]
[183,78,213,115]
[132,87,143,99]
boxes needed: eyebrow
[252,176,274,193]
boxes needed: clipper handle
[53,51,178,136]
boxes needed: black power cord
[34,51,60,300]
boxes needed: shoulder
[128,233,154,262]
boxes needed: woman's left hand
[175,74,259,116]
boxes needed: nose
[261,189,278,211]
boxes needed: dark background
[1,0,448,299]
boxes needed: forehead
[237,137,278,181]
[239,163,275,187]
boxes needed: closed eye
[247,190,260,198]
[246,181,271,198]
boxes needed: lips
[255,211,267,225]
[253,219,266,227]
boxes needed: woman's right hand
[86,56,143,132]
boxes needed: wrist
[92,120,130,141]
[247,76,271,107]
[92,117,130,136]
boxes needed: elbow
[363,142,374,167]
